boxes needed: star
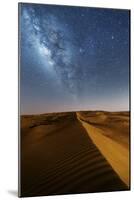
[79,48,84,54]
[111,35,114,40]
[81,13,84,17]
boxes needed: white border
[0,0,133,199]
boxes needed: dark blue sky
[20,3,130,114]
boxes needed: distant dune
[20,111,129,197]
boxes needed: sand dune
[20,111,129,197]
[77,111,130,186]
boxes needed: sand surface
[20,112,129,197]
[77,111,130,186]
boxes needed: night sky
[20,3,130,114]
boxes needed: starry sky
[19,3,130,114]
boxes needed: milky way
[21,5,77,95]
[20,3,130,114]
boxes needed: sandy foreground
[20,111,130,197]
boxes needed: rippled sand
[20,111,129,197]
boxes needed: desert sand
[20,111,129,197]
[77,111,130,186]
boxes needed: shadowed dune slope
[20,112,128,197]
